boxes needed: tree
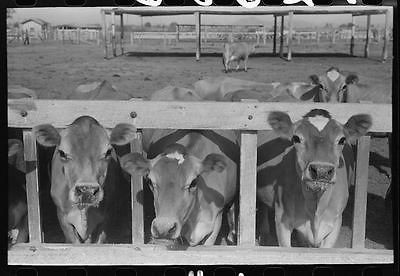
[168,22,178,32]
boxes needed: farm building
[20,18,50,40]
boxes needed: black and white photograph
[7,4,394,268]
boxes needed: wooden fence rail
[8,100,393,265]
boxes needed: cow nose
[151,219,178,239]
[308,164,335,182]
[75,185,99,196]
[74,184,101,205]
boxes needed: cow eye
[338,137,346,145]
[292,135,301,144]
[105,148,113,158]
[58,150,71,161]
[188,179,197,191]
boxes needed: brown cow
[257,109,372,247]
[222,42,257,73]
[33,116,136,243]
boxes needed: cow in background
[222,42,258,73]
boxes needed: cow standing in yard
[222,42,257,73]
[257,109,372,247]
[120,87,239,246]
[8,139,29,247]
[33,116,136,243]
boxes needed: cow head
[33,116,136,210]
[268,109,372,192]
[309,67,359,102]
[121,143,227,241]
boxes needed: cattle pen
[100,6,391,62]
[7,99,393,265]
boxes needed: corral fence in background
[7,99,393,265]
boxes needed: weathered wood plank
[238,131,257,246]
[8,100,392,133]
[131,131,144,244]
[22,131,42,243]
[101,10,107,59]
[350,15,356,56]
[103,6,389,16]
[382,9,389,62]
[8,244,393,265]
[279,16,284,58]
[351,136,371,249]
[111,10,116,57]
[273,15,277,55]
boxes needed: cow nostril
[309,165,318,180]
[92,187,99,196]
[168,223,177,235]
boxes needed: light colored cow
[257,109,372,247]
[222,42,257,73]
[33,116,136,243]
[120,87,239,246]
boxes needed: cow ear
[110,123,137,146]
[33,124,61,147]
[120,153,150,176]
[268,111,293,140]
[201,154,227,173]
[344,114,372,144]
[309,74,320,85]
[345,74,359,85]
[8,139,23,157]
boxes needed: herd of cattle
[9,45,388,249]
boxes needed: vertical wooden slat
[273,16,277,54]
[101,10,107,59]
[131,131,144,244]
[364,15,371,58]
[287,11,293,61]
[279,16,284,58]
[195,12,201,61]
[382,10,389,62]
[350,15,356,56]
[351,136,371,249]
[238,131,257,247]
[23,130,42,244]
[111,10,116,57]
[120,14,124,56]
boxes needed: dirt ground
[7,40,393,249]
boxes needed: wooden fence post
[382,9,389,62]
[351,136,371,249]
[364,14,371,58]
[273,16,277,54]
[287,11,293,61]
[131,131,144,244]
[101,10,108,59]
[111,10,116,57]
[279,16,284,58]
[23,130,43,244]
[350,15,356,56]
[238,131,257,247]
[195,12,201,61]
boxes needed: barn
[20,18,50,40]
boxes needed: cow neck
[147,130,240,164]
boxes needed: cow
[33,116,136,243]
[8,139,29,247]
[304,67,361,103]
[222,42,257,73]
[119,87,239,246]
[257,109,372,247]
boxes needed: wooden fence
[7,100,393,265]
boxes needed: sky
[9,7,393,28]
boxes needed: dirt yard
[7,40,393,249]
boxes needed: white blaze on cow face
[165,151,185,165]
[327,69,340,82]
[307,115,330,132]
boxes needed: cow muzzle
[151,218,180,240]
[304,163,336,191]
[71,183,104,209]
